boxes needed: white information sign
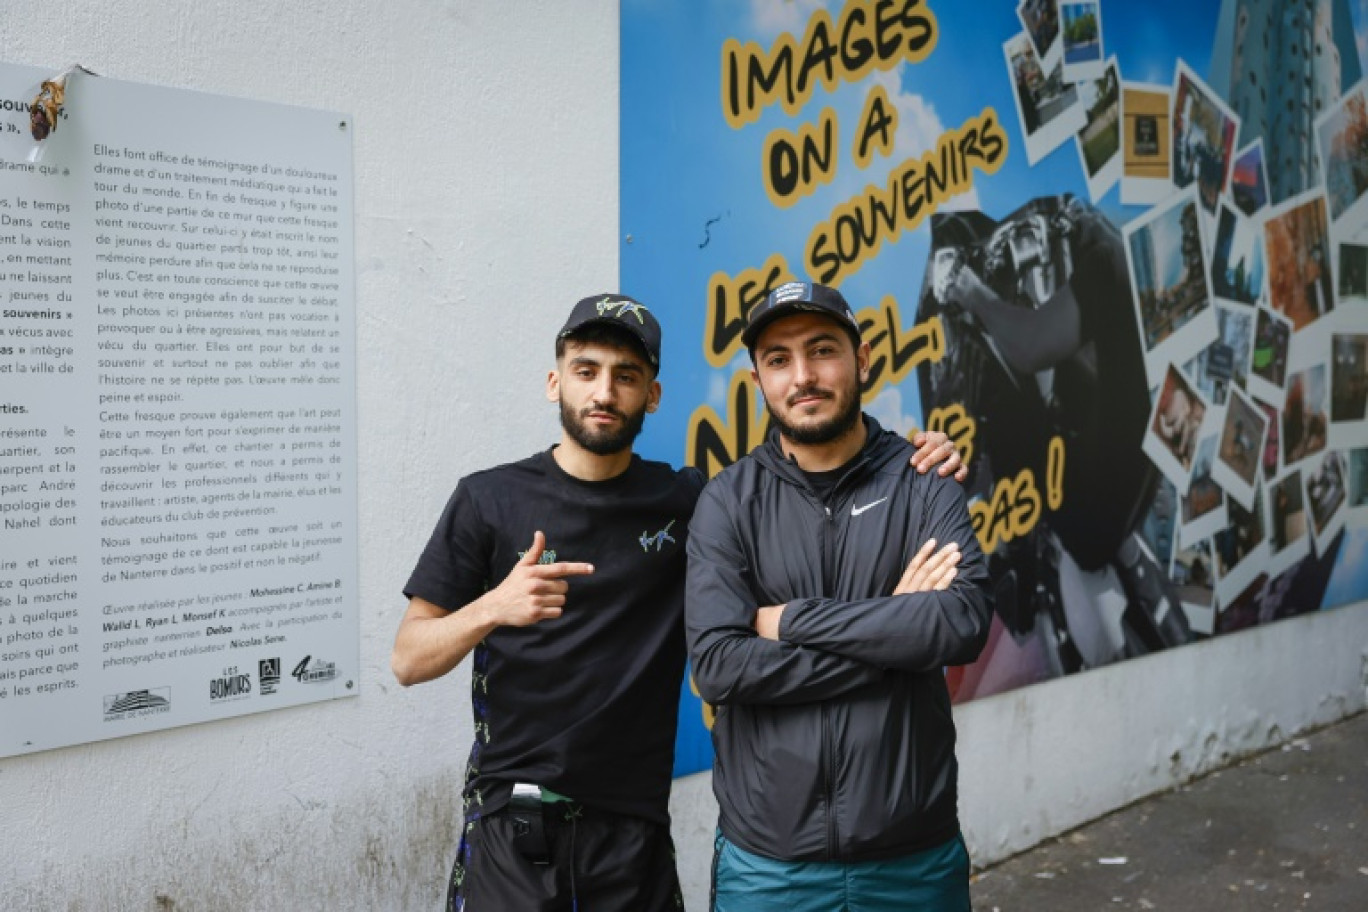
[0,63,358,757]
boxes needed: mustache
[787,386,834,407]
[580,405,628,420]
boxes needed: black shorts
[447,802,683,912]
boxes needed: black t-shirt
[800,452,862,503]
[404,448,704,824]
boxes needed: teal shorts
[711,831,971,912]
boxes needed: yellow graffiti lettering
[686,369,768,479]
[1047,435,1065,511]
[721,0,938,129]
[859,296,944,398]
[806,107,1008,287]
[854,83,897,168]
[689,674,716,731]
[764,107,838,209]
[703,254,793,368]
[969,468,1042,553]
[926,403,976,466]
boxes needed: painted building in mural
[1211,0,1359,203]
[620,0,1368,776]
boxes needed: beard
[560,399,648,455]
[765,381,862,446]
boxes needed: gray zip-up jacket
[686,416,991,862]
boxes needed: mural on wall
[622,0,1368,777]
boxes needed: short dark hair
[556,323,656,374]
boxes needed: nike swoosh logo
[851,497,888,517]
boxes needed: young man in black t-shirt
[393,293,965,912]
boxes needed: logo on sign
[209,666,253,702]
[259,658,281,695]
[103,688,172,721]
[291,655,337,684]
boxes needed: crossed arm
[686,479,990,706]
[752,536,961,638]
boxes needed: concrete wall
[2,3,1366,911]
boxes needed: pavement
[968,711,1368,911]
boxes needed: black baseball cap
[742,281,862,351]
[558,293,662,372]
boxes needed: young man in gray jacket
[686,281,992,911]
